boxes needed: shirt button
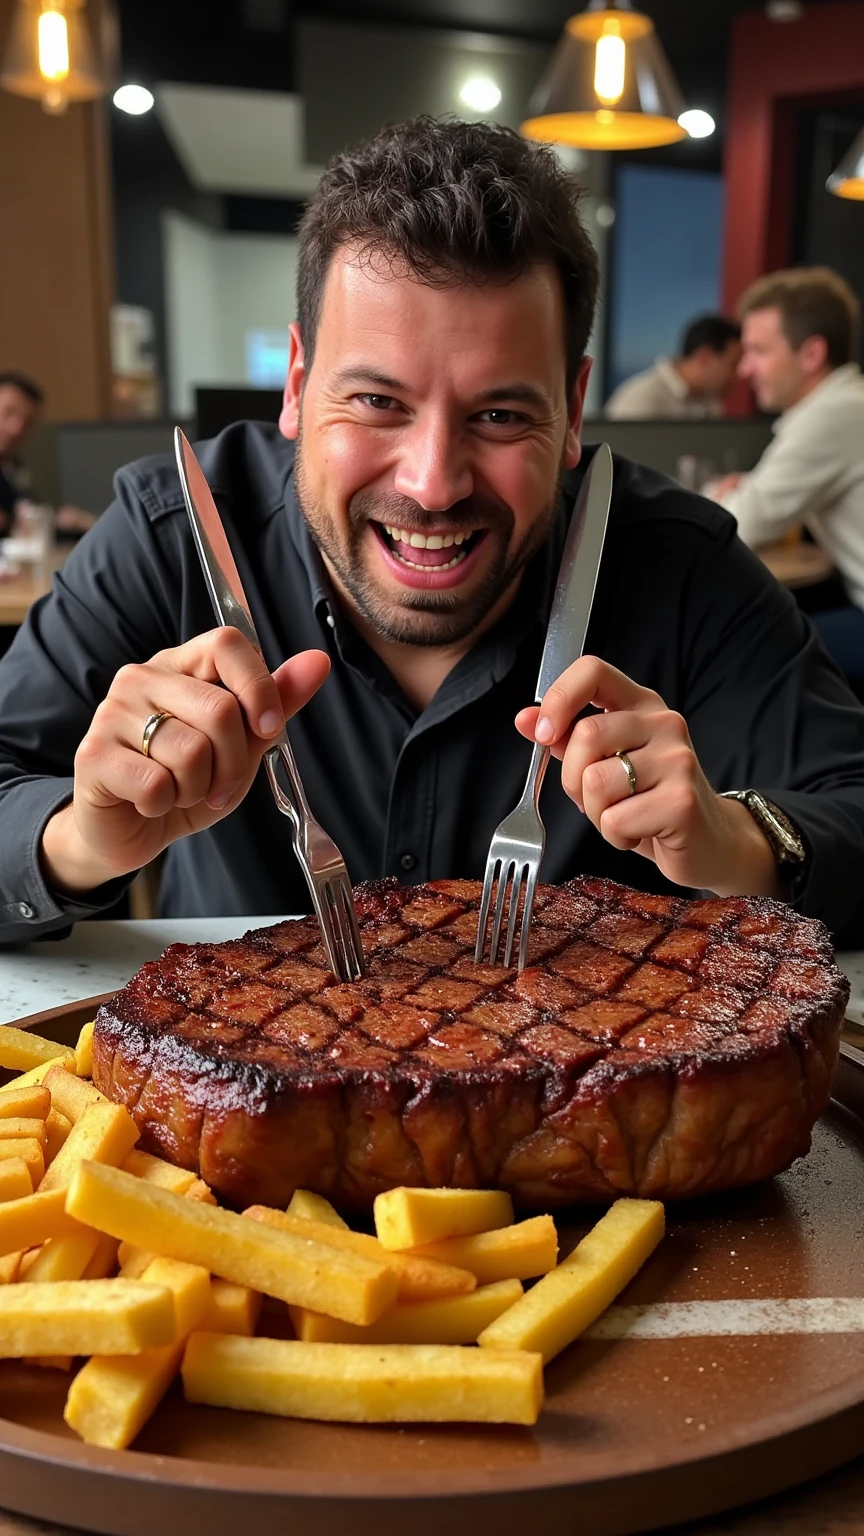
[326,614,335,630]
[17,902,34,919]
[399,853,417,872]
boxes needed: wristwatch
[720,790,807,880]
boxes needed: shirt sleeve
[719,406,849,545]
[605,374,665,420]
[0,471,180,945]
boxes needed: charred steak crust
[92,877,849,1210]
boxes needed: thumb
[272,650,330,723]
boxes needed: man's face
[280,250,588,648]
[738,308,811,413]
[693,339,742,399]
[0,385,39,458]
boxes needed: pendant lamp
[522,0,687,151]
[826,125,864,200]
[1,0,106,114]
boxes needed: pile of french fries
[0,1020,665,1449]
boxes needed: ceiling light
[521,0,687,151]
[766,1,803,19]
[827,125,864,200]
[113,83,154,115]
[679,108,715,139]
[0,0,107,114]
[459,76,502,113]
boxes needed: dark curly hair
[296,116,599,394]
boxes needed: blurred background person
[708,268,864,687]
[604,314,742,420]
[0,371,95,539]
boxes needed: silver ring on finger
[141,711,172,759]
[615,749,637,797]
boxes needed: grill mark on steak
[92,876,849,1210]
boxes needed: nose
[393,415,474,512]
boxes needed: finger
[561,710,652,812]
[159,628,291,741]
[581,745,656,830]
[75,739,178,821]
[533,656,658,746]
[105,673,251,809]
[597,780,699,854]
[272,650,331,718]
[124,715,215,812]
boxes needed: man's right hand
[40,627,331,896]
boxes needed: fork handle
[265,737,316,828]
[521,741,551,810]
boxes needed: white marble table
[1,918,864,1027]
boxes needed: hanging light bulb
[826,125,864,200]
[522,0,687,151]
[1,0,106,115]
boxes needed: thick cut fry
[478,1199,665,1364]
[186,1179,217,1204]
[182,1335,543,1425]
[45,1109,72,1163]
[142,1257,211,1338]
[246,1206,476,1304]
[39,1101,139,1193]
[3,1056,74,1091]
[0,1188,85,1257]
[374,1188,514,1251]
[286,1190,348,1228]
[0,1027,73,1073]
[118,1244,155,1279]
[0,1279,176,1357]
[291,1279,524,1346]
[0,1085,50,1120]
[123,1150,197,1196]
[410,1215,559,1284]
[202,1280,262,1337]
[82,1233,121,1280]
[67,1162,399,1325]
[0,1159,32,1204]
[74,1022,95,1078]
[0,1118,48,1149]
[42,1067,105,1121]
[18,1247,40,1277]
[0,1252,21,1283]
[24,1230,100,1283]
[0,1138,44,1185]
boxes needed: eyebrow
[331,368,552,411]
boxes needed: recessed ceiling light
[113,84,154,115]
[458,76,502,114]
[678,109,715,139]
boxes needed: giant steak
[92,877,849,1210]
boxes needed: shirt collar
[775,363,862,432]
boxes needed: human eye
[356,393,400,412]
[475,407,529,429]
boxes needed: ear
[278,322,305,440]
[799,333,829,377]
[563,356,593,470]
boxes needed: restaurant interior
[1,1,864,1532]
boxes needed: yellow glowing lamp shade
[827,125,864,201]
[522,0,687,151]
[1,0,105,112]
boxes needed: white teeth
[409,532,426,548]
[391,548,469,572]
[441,533,455,548]
[453,532,466,546]
[425,535,444,550]
[382,526,474,549]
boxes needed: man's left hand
[515,656,781,898]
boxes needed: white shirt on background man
[605,358,724,420]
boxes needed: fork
[263,742,365,981]
[474,743,550,972]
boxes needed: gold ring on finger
[615,749,637,797]
[141,711,172,759]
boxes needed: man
[1,119,864,949]
[0,371,95,538]
[604,315,742,420]
[708,268,864,684]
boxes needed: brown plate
[1,996,864,1536]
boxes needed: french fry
[0,1118,48,1149]
[45,1109,72,1163]
[202,1280,262,1337]
[2,1055,74,1091]
[374,1187,514,1251]
[290,1279,524,1346]
[42,1066,106,1121]
[478,1199,665,1364]
[18,1247,41,1278]
[0,1085,50,1120]
[0,1252,22,1283]
[409,1215,559,1284]
[182,1335,543,1425]
[0,1188,85,1257]
[123,1150,197,1196]
[142,1257,211,1338]
[286,1190,348,1228]
[186,1179,217,1205]
[0,1159,32,1204]
[82,1233,121,1280]
[74,1022,95,1078]
[118,1243,155,1279]
[246,1206,476,1304]
[23,1230,101,1283]
[0,1026,73,1074]
[66,1162,399,1325]
[39,1101,139,1193]
[0,1279,176,1357]
[0,1138,44,1185]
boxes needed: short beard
[293,434,563,648]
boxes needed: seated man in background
[709,268,864,685]
[0,371,96,539]
[604,314,741,420]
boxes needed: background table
[0,548,68,628]
[757,540,836,591]
[1,919,863,1536]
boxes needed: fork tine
[518,864,539,974]
[475,860,497,963]
[311,881,342,978]
[502,861,526,969]
[333,878,364,981]
[489,859,513,966]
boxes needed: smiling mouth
[374,522,487,571]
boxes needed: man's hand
[41,628,330,896]
[703,471,744,501]
[515,656,780,898]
